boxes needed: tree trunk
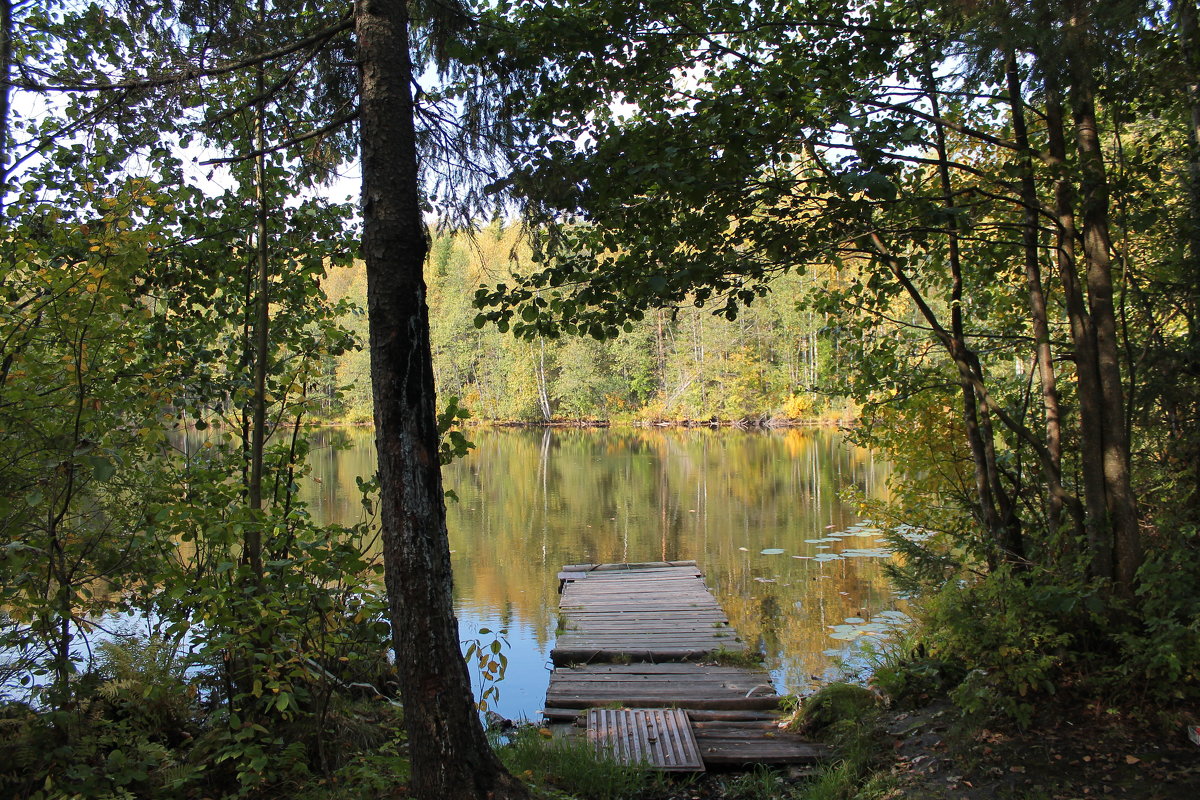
[1006,52,1073,544]
[1175,0,1200,506]
[355,1,528,797]
[0,0,11,218]
[1065,4,1141,593]
[535,338,552,421]
[922,52,1022,565]
[1043,71,1114,582]
[246,17,269,581]
[1179,0,1200,322]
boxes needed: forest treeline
[323,224,853,424]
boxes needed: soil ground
[613,699,1200,800]
[877,699,1200,800]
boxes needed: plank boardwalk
[544,562,829,771]
[587,708,704,772]
[552,561,745,665]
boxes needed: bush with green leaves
[883,515,1200,726]
[0,635,204,800]
[1104,527,1200,708]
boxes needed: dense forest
[325,226,850,423]
[2,0,1199,799]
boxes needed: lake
[300,426,901,722]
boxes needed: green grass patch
[496,726,668,800]
[705,646,765,668]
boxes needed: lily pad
[828,624,867,640]
[760,548,785,555]
[842,548,892,558]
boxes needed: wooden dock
[544,562,828,772]
[552,561,745,665]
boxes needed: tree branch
[198,108,358,165]
[14,16,353,93]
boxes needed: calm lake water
[299,426,901,722]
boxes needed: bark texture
[0,0,11,218]
[1044,76,1113,580]
[355,0,528,796]
[1006,54,1072,541]
[1065,3,1142,593]
[922,54,1022,566]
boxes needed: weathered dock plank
[691,721,830,765]
[545,563,827,770]
[546,663,779,713]
[587,708,705,772]
[551,563,745,665]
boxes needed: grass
[490,708,899,800]
[793,715,897,800]
[496,725,668,800]
[718,765,798,800]
[705,646,765,668]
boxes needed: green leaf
[87,455,116,482]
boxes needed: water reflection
[300,427,898,720]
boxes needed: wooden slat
[587,708,704,772]
[546,562,828,769]
[693,722,831,765]
[546,662,778,710]
[554,663,762,675]
[552,563,743,665]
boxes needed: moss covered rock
[794,683,878,732]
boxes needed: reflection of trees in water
[296,427,895,681]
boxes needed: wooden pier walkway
[544,561,828,772]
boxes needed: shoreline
[303,416,857,430]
